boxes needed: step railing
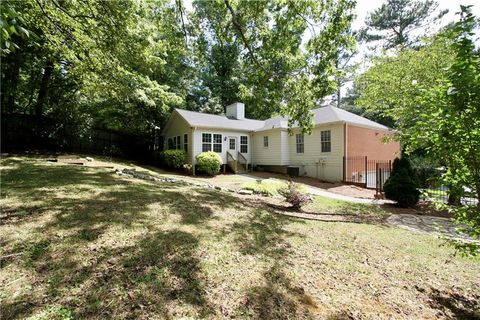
[237,151,248,173]
[227,151,237,173]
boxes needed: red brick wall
[346,125,400,160]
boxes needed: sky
[353,0,480,31]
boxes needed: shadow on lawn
[427,287,480,319]
[220,197,318,318]
[1,158,316,319]
[2,229,214,319]
[241,262,318,320]
[0,159,224,319]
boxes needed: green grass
[242,179,288,196]
[1,156,479,319]
[307,195,389,217]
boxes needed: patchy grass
[306,195,389,218]
[1,156,479,319]
[242,179,288,196]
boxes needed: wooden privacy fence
[1,114,154,162]
[343,156,392,192]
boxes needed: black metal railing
[343,156,392,191]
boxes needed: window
[296,134,304,153]
[202,133,222,153]
[321,130,331,152]
[176,136,181,149]
[229,138,236,150]
[213,134,222,153]
[240,136,248,153]
[184,133,188,152]
[168,138,174,150]
[202,133,212,152]
[263,136,269,148]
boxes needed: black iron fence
[343,156,392,191]
[343,156,479,206]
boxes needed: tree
[359,6,480,254]
[413,6,480,254]
[356,32,454,127]
[190,0,356,131]
[364,0,447,49]
[1,0,187,136]
[2,0,357,140]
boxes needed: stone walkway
[386,214,475,242]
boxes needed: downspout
[344,122,348,182]
[250,130,254,171]
[192,126,197,175]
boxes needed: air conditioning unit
[287,166,300,177]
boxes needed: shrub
[161,149,186,169]
[383,157,420,207]
[280,182,312,210]
[196,151,222,176]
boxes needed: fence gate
[343,156,392,191]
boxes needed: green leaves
[358,6,480,254]
[191,0,355,129]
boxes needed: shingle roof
[175,108,265,131]
[256,105,390,131]
[167,106,390,133]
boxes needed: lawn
[1,156,479,319]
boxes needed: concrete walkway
[387,214,476,242]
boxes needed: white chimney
[226,102,245,120]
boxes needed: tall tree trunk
[1,38,23,113]
[35,60,54,119]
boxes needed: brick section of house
[346,125,400,160]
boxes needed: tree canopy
[357,5,480,254]
[363,0,447,49]
[1,0,356,136]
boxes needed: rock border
[115,168,237,193]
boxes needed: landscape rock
[238,189,254,195]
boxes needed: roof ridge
[175,108,264,123]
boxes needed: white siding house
[161,102,400,181]
[161,103,263,172]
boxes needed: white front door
[228,137,238,155]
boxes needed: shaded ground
[1,156,479,319]
[387,214,475,242]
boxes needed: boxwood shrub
[383,157,420,207]
[161,149,186,169]
[196,151,222,176]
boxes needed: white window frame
[202,133,212,152]
[240,135,248,153]
[213,133,222,153]
[296,134,304,154]
[202,133,223,153]
[176,135,181,149]
[263,136,269,148]
[321,130,331,153]
[184,133,188,152]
